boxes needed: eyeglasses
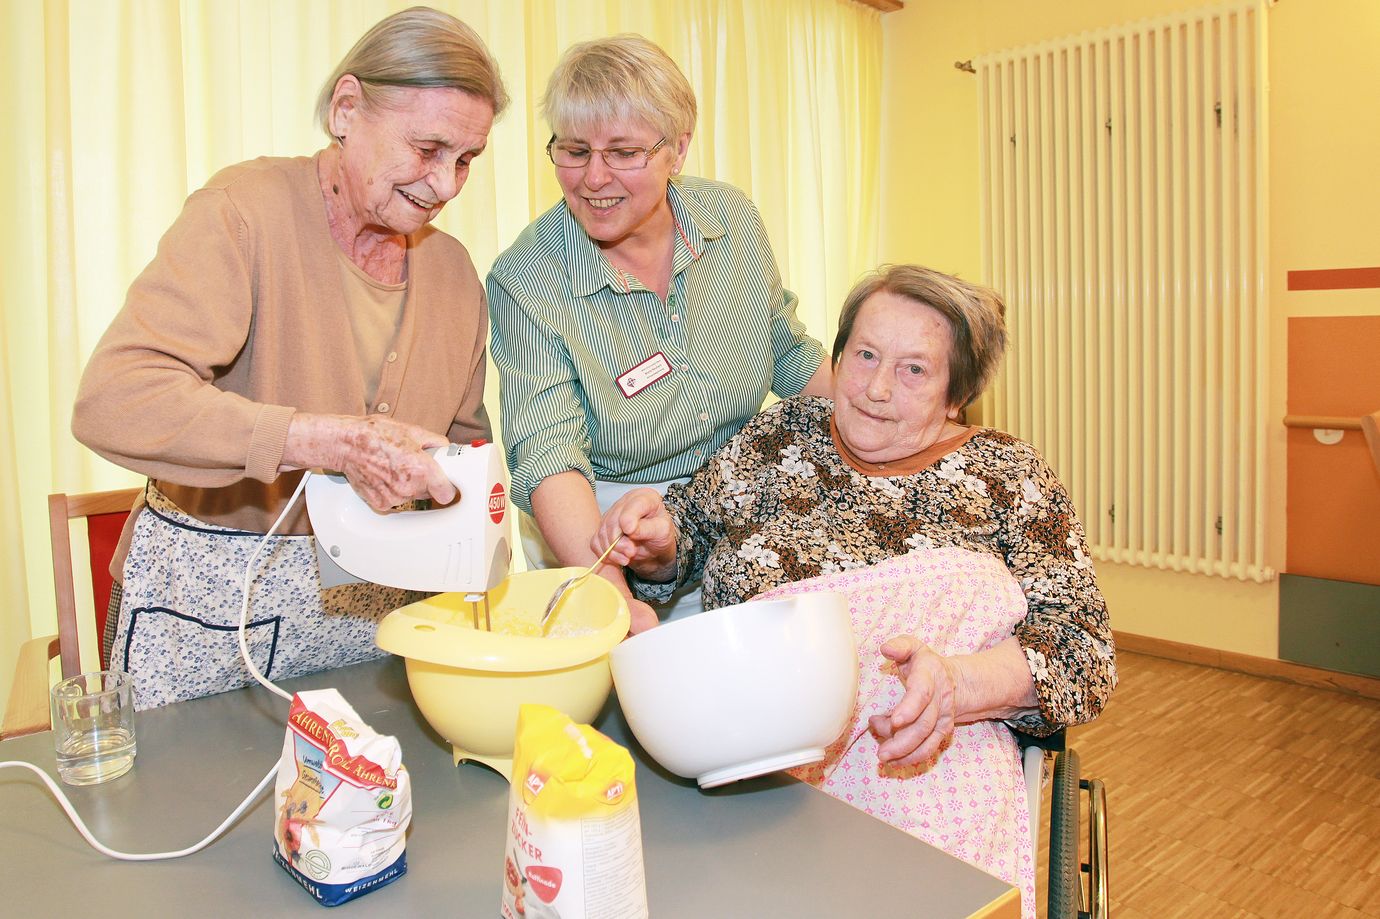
[546,135,668,171]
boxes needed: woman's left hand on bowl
[870,636,959,767]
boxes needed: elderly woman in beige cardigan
[72,9,506,708]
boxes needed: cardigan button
[376,402,390,413]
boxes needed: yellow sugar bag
[501,704,648,919]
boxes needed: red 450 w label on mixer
[489,483,507,524]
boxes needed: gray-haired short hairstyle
[832,265,1008,410]
[541,34,697,141]
[314,7,509,138]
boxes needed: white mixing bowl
[609,591,857,788]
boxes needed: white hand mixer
[306,440,513,629]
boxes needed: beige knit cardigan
[73,153,490,569]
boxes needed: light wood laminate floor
[1033,650,1380,918]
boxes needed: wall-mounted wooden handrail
[1283,415,1362,431]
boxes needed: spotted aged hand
[283,413,454,512]
[869,636,960,767]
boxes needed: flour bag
[502,704,648,919]
[273,689,411,906]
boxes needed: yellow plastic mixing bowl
[375,568,629,781]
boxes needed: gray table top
[0,657,1015,917]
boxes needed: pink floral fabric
[761,547,1037,919]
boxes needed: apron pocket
[120,606,283,709]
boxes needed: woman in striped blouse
[487,35,831,633]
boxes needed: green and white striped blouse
[487,175,826,514]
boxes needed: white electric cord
[236,471,312,702]
[0,759,280,861]
[0,471,315,859]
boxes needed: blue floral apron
[111,483,423,710]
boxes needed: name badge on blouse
[616,351,673,398]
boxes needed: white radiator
[977,1,1272,582]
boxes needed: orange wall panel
[1286,316,1380,585]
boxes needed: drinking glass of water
[50,671,137,786]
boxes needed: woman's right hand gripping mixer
[306,441,512,628]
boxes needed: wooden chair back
[1,487,140,738]
[48,488,141,678]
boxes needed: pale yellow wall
[879,0,1380,659]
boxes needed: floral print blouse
[633,396,1117,737]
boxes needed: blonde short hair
[832,265,1009,410]
[541,34,697,141]
[314,7,509,138]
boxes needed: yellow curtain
[0,0,881,710]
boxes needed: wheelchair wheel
[1047,747,1081,919]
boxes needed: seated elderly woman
[596,264,1116,917]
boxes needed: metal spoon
[540,533,623,632]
